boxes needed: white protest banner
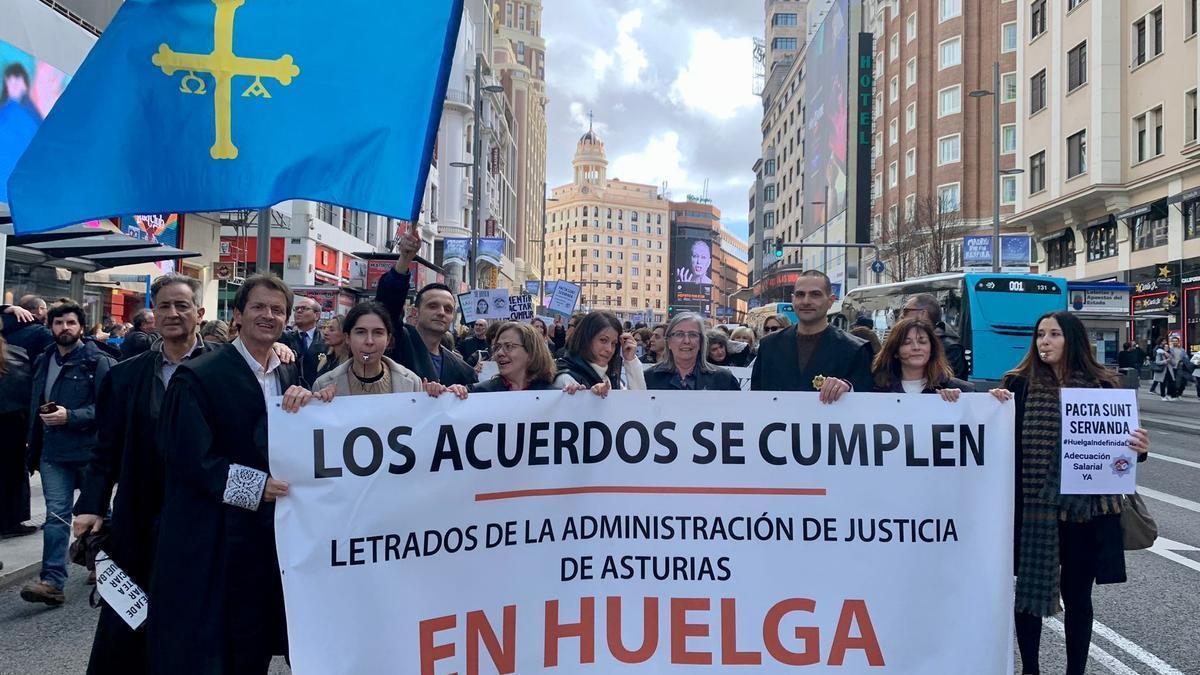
[460,289,510,323]
[271,392,1014,674]
[94,551,148,630]
[548,280,581,316]
[509,294,534,322]
[1060,388,1139,495]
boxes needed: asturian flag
[6,0,463,234]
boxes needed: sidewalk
[1134,384,1200,432]
[0,473,46,587]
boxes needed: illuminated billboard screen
[0,38,70,204]
[801,0,849,238]
[669,225,713,317]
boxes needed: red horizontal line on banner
[474,486,828,502]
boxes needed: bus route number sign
[974,278,1061,295]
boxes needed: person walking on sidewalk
[1150,338,1173,399]
[20,302,114,606]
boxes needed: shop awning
[5,224,120,245]
[82,244,200,270]
[1115,198,1169,221]
[1167,186,1200,208]
[22,233,160,258]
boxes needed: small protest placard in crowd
[459,289,509,323]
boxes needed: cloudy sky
[542,0,762,243]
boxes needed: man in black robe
[73,274,214,674]
[751,270,873,400]
[375,227,476,386]
[149,274,302,674]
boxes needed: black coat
[875,376,975,394]
[281,327,326,388]
[1,315,53,357]
[644,363,740,391]
[750,325,874,393]
[555,353,622,389]
[375,268,477,386]
[149,344,298,673]
[457,334,489,365]
[469,375,559,393]
[119,330,154,361]
[0,344,32,530]
[77,340,216,675]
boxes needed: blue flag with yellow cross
[6,0,463,234]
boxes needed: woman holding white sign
[989,311,1150,675]
[644,312,739,391]
[870,317,972,399]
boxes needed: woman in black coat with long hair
[989,311,1149,675]
[554,311,645,394]
[870,317,972,399]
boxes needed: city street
[0,389,1196,674]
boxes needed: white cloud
[609,131,696,195]
[615,10,649,85]
[669,30,758,120]
[568,101,608,134]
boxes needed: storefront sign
[1133,293,1173,315]
[962,236,993,272]
[1068,286,1130,315]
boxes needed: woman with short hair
[468,322,569,392]
[870,317,970,400]
[989,311,1149,675]
[645,313,738,391]
[316,315,349,377]
[761,313,791,336]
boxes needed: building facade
[493,0,549,290]
[714,223,751,321]
[544,125,670,323]
[668,200,750,322]
[866,0,1020,282]
[1009,0,1200,354]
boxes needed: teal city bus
[838,273,1069,382]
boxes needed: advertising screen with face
[0,38,70,204]
[670,227,714,316]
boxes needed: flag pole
[256,207,271,274]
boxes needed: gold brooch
[812,374,826,389]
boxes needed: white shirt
[901,379,927,394]
[232,337,282,402]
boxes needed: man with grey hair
[1,294,54,356]
[901,292,969,379]
[120,308,157,360]
[74,272,215,671]
[282,295,325,387]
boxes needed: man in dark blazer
[281,296,325,388]
[751,270,873,401]
[375,227,477,387]
[148,274,302,673]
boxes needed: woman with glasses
[870,317,970,399]
[555,311,646,394]
[467,322,570,392]
[645,313,739,391]
[761,314,791,336]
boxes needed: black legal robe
[76,342,214,675]
[148,345,298,674]
[749,324,874,393]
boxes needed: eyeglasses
[669,331,702,342]
[492,342,524,354]
[763,325,782,333]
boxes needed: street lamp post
[463,54,505,289]
[971,63,1026,274]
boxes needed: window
[888,161,898,187]
[1068,42,1087,91]
[764,185,777,202]
[889,118,899,145]
[1046,233,1077,270]
[1132,8,1164,67]
[1186,200,1200,240]
[906,13,917,42]
[889,34,899,62]
[1067,130,1087,178]
[316,202,333,224]
[1086,221,1118,261]
[1133,106,1164,162]
[1002,23,1018,52]
[1132,213,1169,251]
[905,148,917,176]
[937,183,961,212]
[938,85,961,117]
[773,37,798,51]
[906,103,917,131]
[1190,0,1199,37]
[1002,72,1018,102]
[1001,175,1018,205]
[906,58,917,88]
[1030,70,1047,114]
[939,0,961,22]
[772,12,798,26]
[889,76,899,102]
[1031,0,1046,39]
[938,134,961,165]
[1030,151,1046,193]
[939,37,962,69]
[1068,0,1086,9]
[1002,124,1017,154]
[888,205,899,229]
[905,194,917,220]
[1187,90,1198,145]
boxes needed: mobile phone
[39,402,60,415]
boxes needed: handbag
[1120,492,1158,550]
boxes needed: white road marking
[1149,453,1200,470]
[1139,487,1200,514]
[1146,537,1200,574]
[1045,617,1139,675]
[1091,620,1187,675]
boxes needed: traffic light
[667,305,675,316]
[773,236,785,258]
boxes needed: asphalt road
[0,403,1195,674]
